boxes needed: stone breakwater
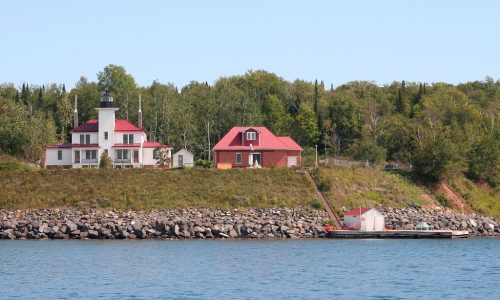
[1,207,498,240]
[379,207,500,237]
[0,208,330,240]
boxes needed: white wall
[72,133,98,144]
[114,132,145,144]
[45,149,72,166]
[344,209,385,231]
[142,148,156,166]
[97,108,117,160]
[173,149,194,167]
[143,148,171,166]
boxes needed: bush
[318,178,331,192]
[99,152,112,169]
[436,194,450,207]
[348,137,387,164]
[195,159,212,168]
[0,161,32,170]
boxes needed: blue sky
[1,0,499,89]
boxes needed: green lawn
[0,168,319,210]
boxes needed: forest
[0,65,498,187]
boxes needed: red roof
[71,119,98,132]
[277,136,302,151]
[111,142,171,149]
[112,144,141,148]
[46,142,72,149]
[71,144,100,148]
[71,119,143,133]
[213,126,303,151]
[344,208,373,216]
[143,142,172,149]
[115,119,142,132]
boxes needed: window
[85,150,96,160]
[104,132,108,140]
[57,150,62,160]
[80,134,84,145]
[246,131,256,140]
[153,149,159,159]
[236,153,242,164]
[74,151,80,163]
[85,134,90,145]
[116,149,129,160]
[123,134,134,144]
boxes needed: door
[74,150,80,164]
[287,156,297,167]
[252,153,261,166]
[178,154,184,167]
[133,150,139,163]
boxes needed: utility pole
[315,144,318,168]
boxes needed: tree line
[0,65,498,186]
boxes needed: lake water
[1,239,499,299]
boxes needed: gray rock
[173,224,180,236]
[88,230,99,239]
[229,229,238,238]
[131,220,142,231]
[219,232,230,238]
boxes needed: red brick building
[213,127,302,169]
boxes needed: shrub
[99,152,112,169]
[195,159,211,168]
[436,194,450,207]
[0,161,32,170]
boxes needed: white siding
[343,208,385,231]
[71,133,98,144]
[142,148,154,166]
[45,149,72,167]
[173,149,194,168]
[97,108,117,160]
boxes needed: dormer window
[123,134,134,144]
[246,132,256,141]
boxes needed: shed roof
[344,208,374,216]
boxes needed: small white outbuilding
[172,148,194,168]
[343,208,385,231]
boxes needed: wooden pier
[327,229,470,239]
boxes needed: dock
[327,229,470,239]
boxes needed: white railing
[80,159,98,164]
[114,159,131,164]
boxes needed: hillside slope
[317,167,435,211]
[0,168,318,210]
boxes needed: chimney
[138,94,143,129]
[73,95,78,128]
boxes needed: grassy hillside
[0,168,319,210]
[317,167,434,210]
[447,176,500,218]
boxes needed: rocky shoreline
[0,208,330,240]
[379,207,500,237]
[0,207,498,240]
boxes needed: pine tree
[396,80,409,115]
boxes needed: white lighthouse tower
[96,91,118,160]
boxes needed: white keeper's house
[45,92,172,168]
